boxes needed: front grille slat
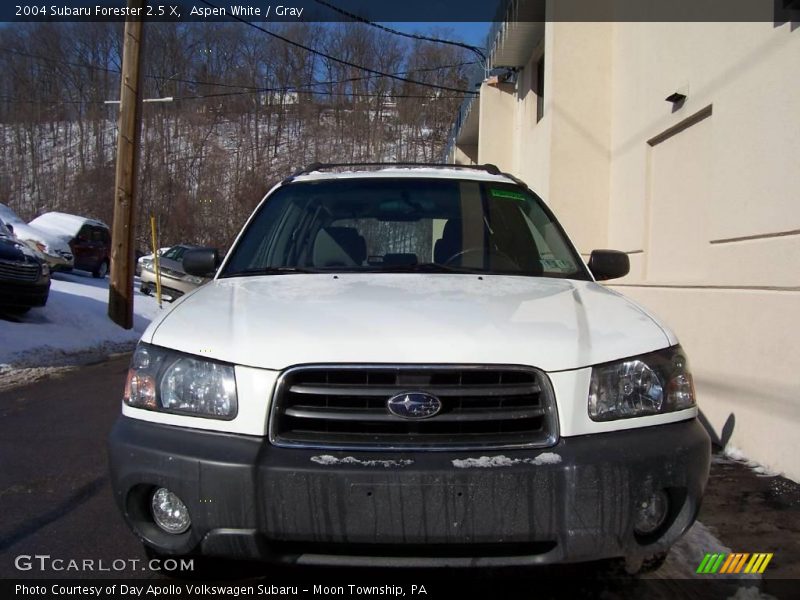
[271,365,558,450]
[289,383,540,397]
[0,260,40,282]
[285,406,546,423]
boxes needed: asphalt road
[0,357,793,598]
[0,356,147,578]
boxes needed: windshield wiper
[369,262,482,274]
[221,266,318,278]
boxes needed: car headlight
[124,343,237,419]
[588,345,695,421]
[40,263,50,277]
[184,274,203,285]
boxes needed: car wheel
[93,260,109,278]
[4,306,31,315]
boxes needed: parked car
[29,212,111,278]
[0,203,74,271]
[109,164,709,573]
[136,247,170,277]
[0,219,50,313]
[139,244,208,300]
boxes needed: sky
[380,22,492,52]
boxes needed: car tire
[93,260,109,279]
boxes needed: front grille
[270,365,558,450]
[0,260,40,282]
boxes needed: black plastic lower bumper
[0,280,49,308]
[108,417,710,566]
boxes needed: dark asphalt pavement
[0,356,150,579]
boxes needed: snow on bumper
[108,417,710,566]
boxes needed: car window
[77,225,92,241]
[221,178,588,280]
[162,248,179,260]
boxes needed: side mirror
[183,248,220,278]
[588,249,630,281]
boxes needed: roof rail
[289,162,503,178]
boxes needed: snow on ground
[723,444,780,478]
[0,270,164,385]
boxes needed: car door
[158,247,183,284]
[71,224,94,271]
[90,226,107,269]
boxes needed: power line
[311,0,486,61]
[0,45,476,95]
[199,0,478,96]
[0,82,471,106]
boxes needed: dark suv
[0,219,50,313]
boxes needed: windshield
[221,177,589,280]
[0,204,24,225]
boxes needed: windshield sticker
[490,189,526,201]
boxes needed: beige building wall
[607,22,800,481]
[453,20,800,480]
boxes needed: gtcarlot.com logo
[14,554,194,573]
[696,552,773,574]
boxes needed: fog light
[151,488,191,534]
[634,490,669,535]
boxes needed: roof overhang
[488,0,546,68]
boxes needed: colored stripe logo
[696,553,773,574]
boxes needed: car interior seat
[433,219,462,264]
[312,226,367,267]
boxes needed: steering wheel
[443,247,518,268]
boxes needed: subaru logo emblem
[386,392,442,420]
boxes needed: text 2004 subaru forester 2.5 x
[109,164,710,572]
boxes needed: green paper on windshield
[490,188,526,201]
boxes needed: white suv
[109,164,710,572]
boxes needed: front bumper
[43,252,73,270]
[108,417,710,567]
[0,280,50,308]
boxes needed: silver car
[140,244,209,301]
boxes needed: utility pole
[108,0,145,329]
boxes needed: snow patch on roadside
[452,453,562,468]
[723,444,780,478]
[724,445,749,462]
[310,455,414,468]
[0,273,163,382]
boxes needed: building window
[533,55,545,122]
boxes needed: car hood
[9,222,72,253]
[0,235,41,263]
[145,274,672,372]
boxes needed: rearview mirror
[587,250,630,281]
[183,248,220,277]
